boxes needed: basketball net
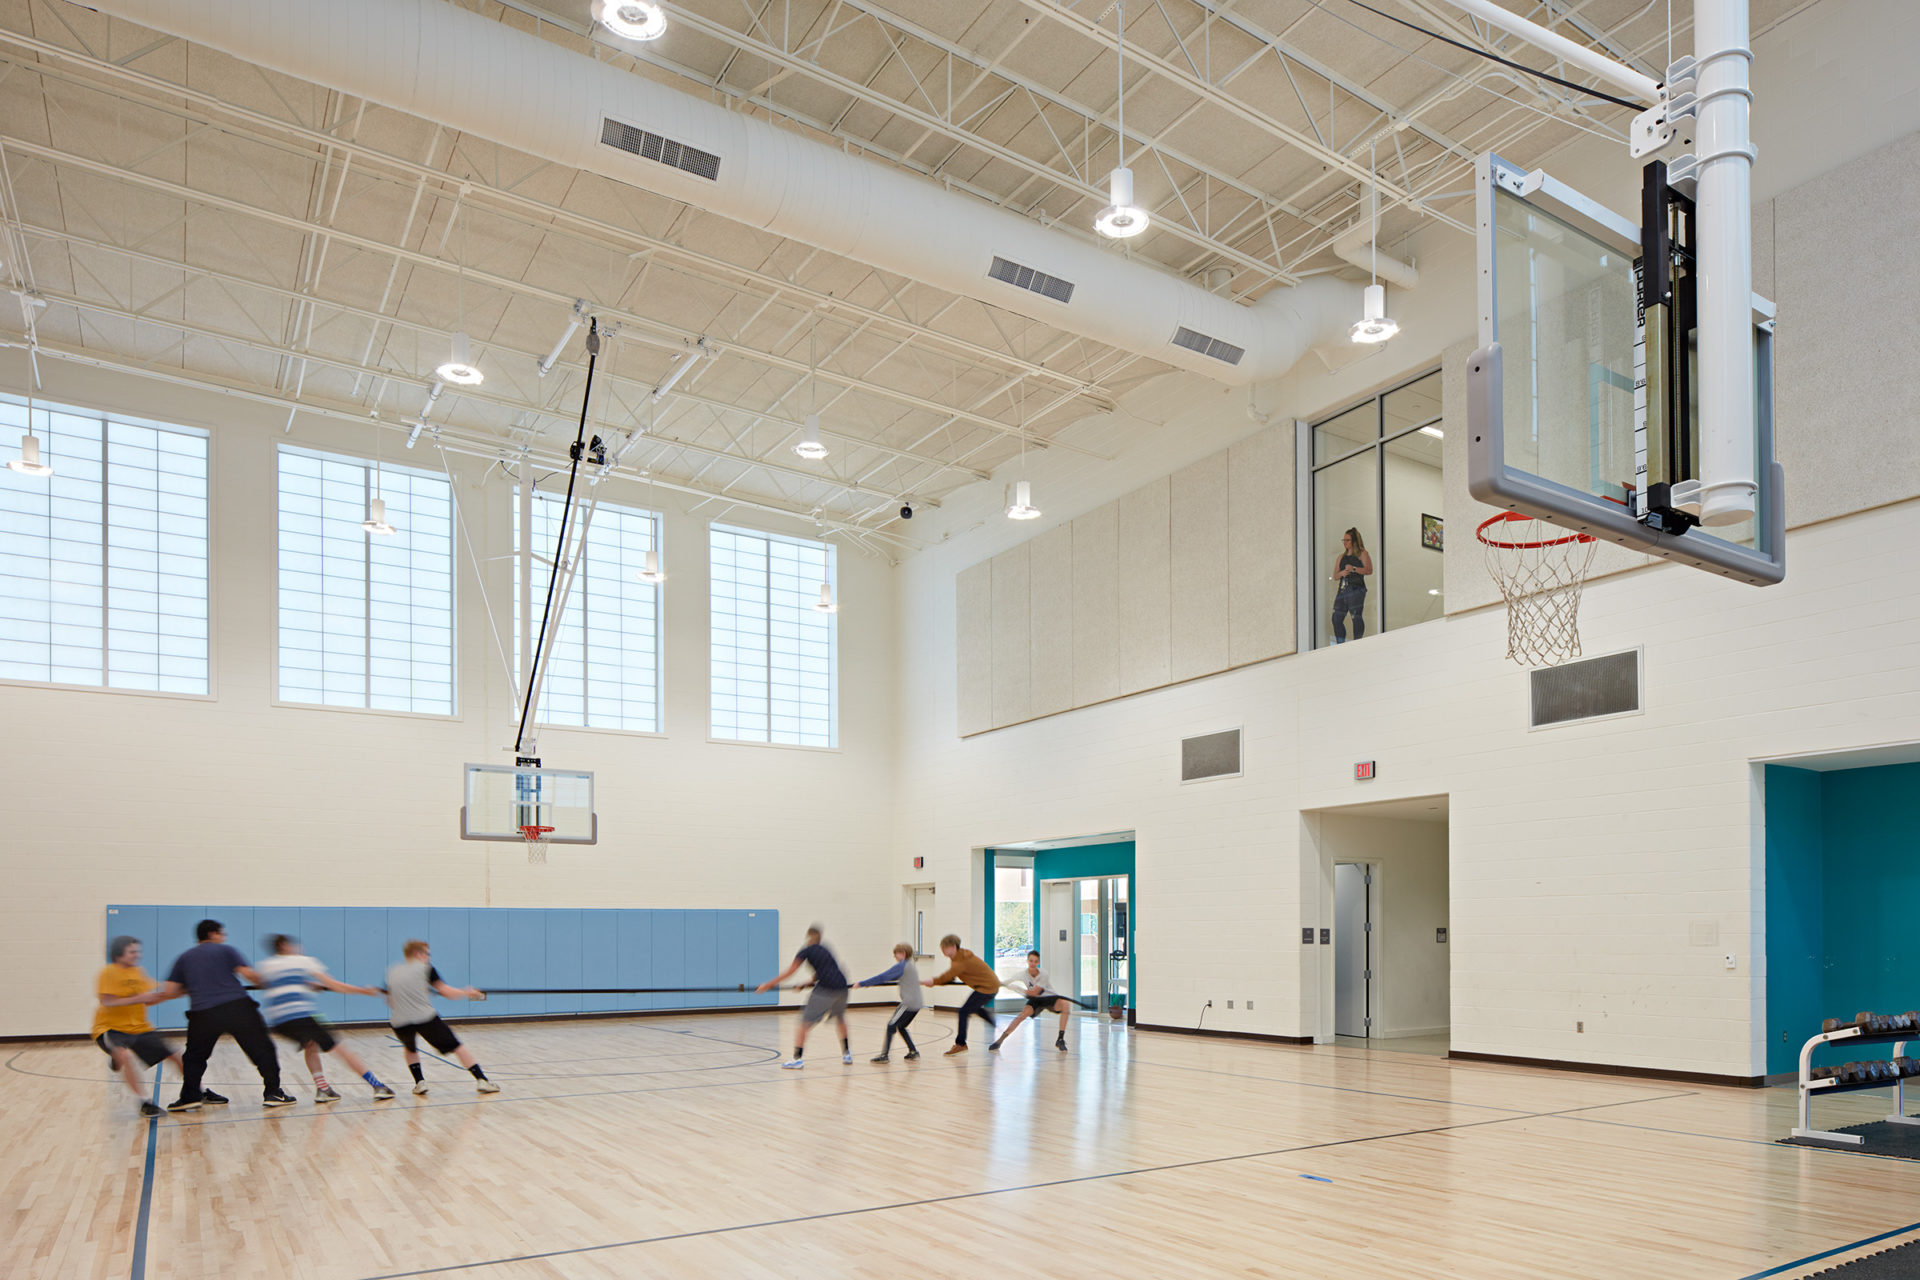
[519,824,554,865]
[1477,513,1598,667]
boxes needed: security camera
[900,502,914,520]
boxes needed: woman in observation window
[1330,527,1373,643]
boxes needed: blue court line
[129,1065,161,1280]
[1734,1220,1920,1279]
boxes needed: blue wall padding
[104,905,780,1030]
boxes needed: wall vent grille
[1181,728,1243,782]
[600,118,722,181]
[1530,650,1641,728]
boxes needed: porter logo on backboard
[1354,760,1376,781]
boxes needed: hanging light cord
[514,316,601,756]
[1114,1,1126,168]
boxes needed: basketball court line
[346,1096,1703,1280]
[1734,1221,1920,1280]
[128,1066,162,1280]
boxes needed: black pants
[881,1008,918,1055]
[180,999,281,1098]
[955,990,996,1046]
[1330,587,1367,642]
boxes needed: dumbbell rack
[1791,1024,1920,1145]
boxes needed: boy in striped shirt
[255,935,395,1102]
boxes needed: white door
[910,886,936,957]
[1039,881,1074,990]
[1334,863,1371,1037]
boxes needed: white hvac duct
[1332,191,1419,291]
[87,0,1366,386]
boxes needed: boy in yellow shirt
[94,936,185,1118]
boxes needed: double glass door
[1046,875,1129,1011]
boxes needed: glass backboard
[1467,153,1784,586]
[461,763,597,843]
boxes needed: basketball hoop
[519,824,554,865]
[1477,512,1599,667]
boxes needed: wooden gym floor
[5,1009,1918,1279]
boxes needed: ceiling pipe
[84,0,1368,387]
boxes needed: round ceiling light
[593,0,668,41]
[1094,166,1150,240]
[435,331,485,385]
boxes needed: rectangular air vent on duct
[1181,729,1242,782]
[600,118,722,181]
[1529,649,1642,728]
[988,256,1075,304]
[1172,326,1246,366]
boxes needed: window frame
[271,443,459,720]
[0,392,216,701]
[513,485,665,737]
[1302,367,1445,650]
[707,520,839,751]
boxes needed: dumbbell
[1835,1061,1864,1084]
[1811,1065,1835,1081]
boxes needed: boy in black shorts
[385,940,497,1094]
[988,951,1073,1052]
[93,936,185,1117]
[255,935,395,1102]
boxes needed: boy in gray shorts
[755,923,852,1069]
[855,942,923,1063]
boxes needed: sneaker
[870,1054,890,1064]
[200,1091,229,1106]
[166,1096,202,1112]
[1056,1037,1068,1052]
[475,1079,500,1094]
[412,1081,430,1095]
[139,1102,165,1118]
[262,1090,297,1107]
[842,1052,853,1065]
[987,1040,1002,1051]
[314,1086,341,1104]
[944,1044,968,1056]
[903,1051,920,1060]
[371,1084,396,1101]
[781,1059,806,1070]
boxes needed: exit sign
[1354,761,1376,781]
[913,857,924,869]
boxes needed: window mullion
[98,414,110,687]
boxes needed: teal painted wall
[985,842,1136,1009]
[1764,766,1824,1075]
[1765,762,1920,1075]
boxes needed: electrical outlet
[1576,1021,1584,1033]
[1227,1000,1234,1009]
[1247,1000,1254,1010]
[1724,953,1737,970]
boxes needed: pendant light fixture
[792,319,829,459]
[636,428,666,585]
[437,208,485,385]
[1005,374,1041,521]
[1094,2,1150,240]
[592,0,668,41]
[813,582,838,613]
[1350,146,1400,345]
[8,386,53,477]
[362,414,396,535]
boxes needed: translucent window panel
[1314,451,1379,648]
[709,523,835,748]
[992,860,1035,986]
[276,446,453,714]
[1313,401,1377,465]
[1383,430,1447,632]
[1494,188,1639,506]
[0,395,207,692]
[513,491,661,733]
[1384,370,1443,436]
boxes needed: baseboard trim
[1446,1049,1767,1088]
[0,1000,903,1043]
[1134,1022,1314,1046]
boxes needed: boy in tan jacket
[922,933,1001,1055]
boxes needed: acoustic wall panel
[1229,423,1292,666]
[1170,451,1231,682]
[956,560,993,736]
[990,545,1032,727]
[1118,477,1173,695]
[1071,501,1120,707]
[1027,523,1075,719]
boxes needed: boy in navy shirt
[143,919,292,1110]
[755,924,853,1069]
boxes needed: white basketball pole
[1691,0,1759,525]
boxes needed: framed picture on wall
[1421,513,1443,552]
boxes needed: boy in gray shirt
[385,940,498,1095]
[855,943,924,1063]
